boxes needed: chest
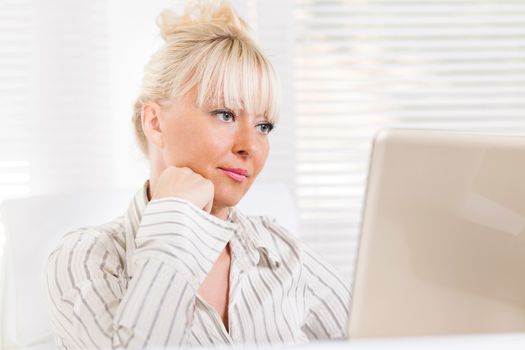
[192,263,309,346]
[197,246,232,328]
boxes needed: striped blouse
[46,181,351,349]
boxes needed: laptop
[349,128,525,338]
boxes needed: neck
[211,205,231,221]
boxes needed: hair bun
[157,0,252,41]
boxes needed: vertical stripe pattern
[46,181,351,349]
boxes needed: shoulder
[248,214,350,289]
[256,215,300,247]
[47,216,126,275]
[46,218,128,324]
[242,214,302,263]
[301,242,351,293]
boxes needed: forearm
[47,197,236,349]
[111,258,196,348]
[48,260,196,349]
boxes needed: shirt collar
[228,207,283,269]
[122,181,149,278]
[122,180,282,276]
[125,180,149,237]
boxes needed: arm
[46,198,235,349]
[301,245,352,340]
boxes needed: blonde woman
[46,1,350,348]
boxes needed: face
[152,89,273,210]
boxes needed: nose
[233,123,258,157]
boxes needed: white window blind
[0,0,113,205]
[0,0,113,269]
[292,0,525,280]
[0,1,33,201]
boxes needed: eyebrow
[202,96,273,121]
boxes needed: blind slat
[292,0,525,278]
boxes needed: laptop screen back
[349,129,525,338]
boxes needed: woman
[46,1,351,348]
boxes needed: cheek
[161,120,196,162]
[254,140,270,172]
[163,121,229,165]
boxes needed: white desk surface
[293,333,525,350]
[26,333,525,349]
[200,333,525,350]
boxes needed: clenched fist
[151,166,215,213]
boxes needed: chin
[213,196,242,209]
[213,188,246,208]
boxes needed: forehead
[173,41,280,123]
[195,79,277,123]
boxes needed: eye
[213,109,235,122]
[257,122,275,135]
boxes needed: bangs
[178,38,280,124]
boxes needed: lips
[219,167,248,182]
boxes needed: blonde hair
[132,0,280,155]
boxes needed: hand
[152,166,215,213]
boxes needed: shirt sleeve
[301,244,352,341]
[46,197,235,349]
